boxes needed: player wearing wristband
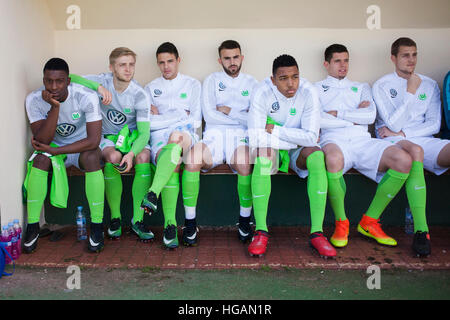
[70,47,153,241]
[141,42,202,249]
[373,37,450,256]
[23,58,105,253]
[316,44,413,251]
[247,54,335,258]
[183,40,258,244]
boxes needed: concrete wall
[0,0,54,227]
[54,28,450,89]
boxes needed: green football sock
[26,167,49,224]
[132,163,152,223]
[149,143,182,197]
[327,170,347,221]
[405,161,428,232]
[238,173,253,209]
[251,157,272,232]
[104,162,122,219]
[182,169,200,208]
[161,172,180,228]
[306,151,328,234]
[85,170,105,224]
[365,169,409,220]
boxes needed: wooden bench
[66,164,449,176]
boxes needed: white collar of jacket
[325,75,351,88]
[161,72,183,84]
[221,70,243,81]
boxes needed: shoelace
[136,221,150,232]
[335,222,348,235]
[164,225,176,239]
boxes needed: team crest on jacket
[390,88,397,98]
[218,82,226,91]
[71,112,80,120]
[322,85,330,92]
[107,109,126,125]
[56,123,76,137]
[271,102,280,113]
[153,89,162,97]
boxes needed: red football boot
[309,232,337,258]
[248,230,269,257]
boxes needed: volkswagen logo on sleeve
[390,88,397,98]
[107,109,127,125]
[56,123,76,137]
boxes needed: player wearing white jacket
[141,42,202,249]
[183,40,258,244]
[246,54,336,258]
[372,37,450,256]
[316,44,414,253]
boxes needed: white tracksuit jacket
[315,76,376,139]
[373,72,442,138]
[202,71,258,131]
[144,73,202,133]
[248,77,321,150]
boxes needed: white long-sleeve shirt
[202,71,258,131]
[248,77,320,150]
[144,73,202,132]
[373,72,442,138]
[315,76,376,139]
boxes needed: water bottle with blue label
[405,207,414,234]
[76,206,87,240]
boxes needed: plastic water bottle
[1,226,12,264]
[405,207,414,234]
[76,206,87,241]
[13,219,22,256]
[8,222,19,260]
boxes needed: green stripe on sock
[326,170,347,221]
[85,170,105,224]
[182,170,200,208]
[162,172,180,228]
[26,167,49,224]
[132,163,152,223]
[251,157,272,232]
[104,162,122,219]
[238,173,252,209]
[366,169,409,220]
[150,143,182,197]
[306,151,328,233]
[405,161,428,232]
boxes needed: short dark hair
[156,42,179,59]
[218,40,241,56]
[272,54,298,76]
[43,57,69,75]
[324,44,349,62]
[391,37,417,56]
